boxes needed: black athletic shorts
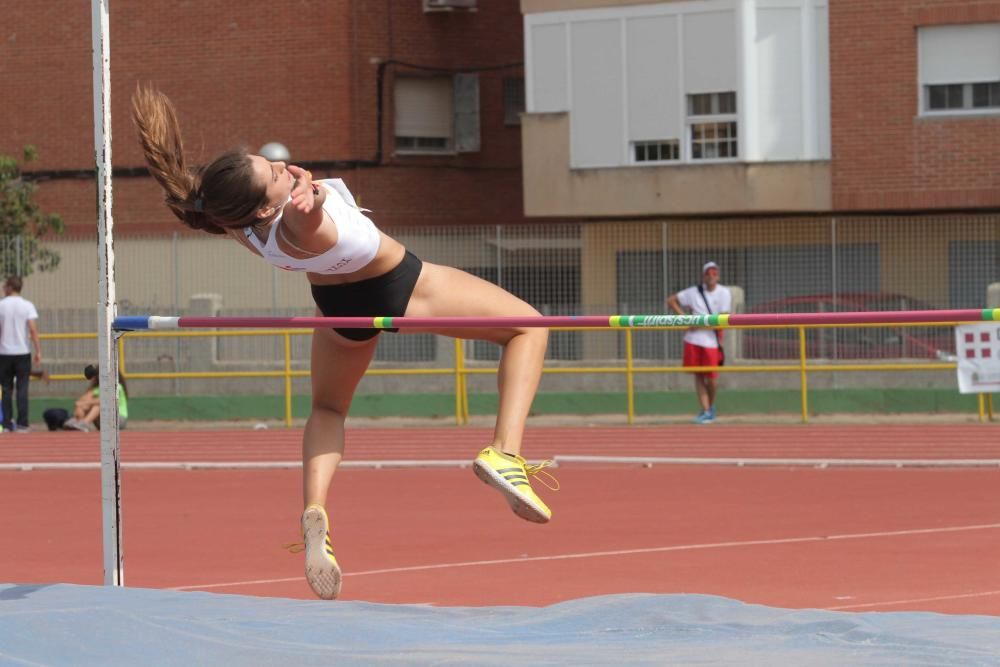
[310,250,423,341]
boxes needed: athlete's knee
[526,325,549,346]
[309,398,350,421]
[499,323,547,349]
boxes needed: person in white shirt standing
[667,262,732,424]
[0,276,42,432]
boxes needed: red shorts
[683,342,722,378]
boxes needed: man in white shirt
[666,262,732,424]
[0,276,42,432]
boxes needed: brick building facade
[1,1,528,235]
[830,0,1000,211]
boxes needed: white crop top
[243,179,381,274]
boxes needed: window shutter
[453,73,480,153]
[394,76,453,139]
[919,24,1000,85]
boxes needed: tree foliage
[0,146,65,275]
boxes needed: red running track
[1,424,999,615]
[2,466,999,614]
[1,423,999,465]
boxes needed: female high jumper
[131,85,553,600]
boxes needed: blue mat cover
[1,584,999,666]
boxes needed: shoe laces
[523,458,560,492]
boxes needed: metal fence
[7,213,999,396]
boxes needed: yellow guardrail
[38,322,994,426]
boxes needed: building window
[919,24,1000,116]
[688,91,736,116]
[687,92,738,160]
[394,76,454,153]
[393,74,481,154]
[394,137,450,151]
[503,77,525,126]
[632,140,679,163]
[926,82,1000,111]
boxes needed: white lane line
[6,457,999,471]
[0,460,476,471]
[169,521,1000,592]
[828,589,1000,610]
[555,455,1000,468]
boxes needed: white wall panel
[756,7,803,159]
[526,0,831,167]
[814,4,830,158]
[530,23,569,112]
[683,10,738,94]
[626,15,681,142]
[919,23,1000,84]
[570,19,624,167]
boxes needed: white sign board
[955,323,1000,394]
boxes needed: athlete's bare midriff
[229,224,407,287]
[306,231,407,286]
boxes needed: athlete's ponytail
[131,85,267,234]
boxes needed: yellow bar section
[283,332,293,427]
[454,338,463,426]
[461,344,470,424]
[806,363,955,372]
[125,371,290,379]
[625,329,635,425]
[463,353,470,424]
[365,368,453,376]
[124,329,306,339]
[39,332,98,340]
[36,324,977,424]
[799,327,809,424]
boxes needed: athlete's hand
[288,165,317,215]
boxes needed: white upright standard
[92,0,124,586]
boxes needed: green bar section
[984,308,998,321]
[25,389,989,425]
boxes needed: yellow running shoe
[301,504,342,600]
[472,446,557,524]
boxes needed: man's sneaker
[693,411,711,424]
[63,419,91,432]
[706,406,717,421]
[472,446,557,524]
[13,426,30,433]
[300,504,341,600]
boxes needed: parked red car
[742,293,956,360]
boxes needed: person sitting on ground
[63,364,128,432]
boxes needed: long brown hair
[130,85,269,234]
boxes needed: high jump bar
[113,309,1000,331]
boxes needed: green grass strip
[23,388,989,425]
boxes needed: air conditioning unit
[423,0,477,12]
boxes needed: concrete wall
[522,113,831,217]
